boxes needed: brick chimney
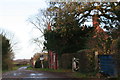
[92,15,108,39]
[47,22,51,30]
[92,15,103,33]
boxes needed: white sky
[0,0,48,60]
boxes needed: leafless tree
[28,8,55,51]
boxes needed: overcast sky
[0,0,48,60]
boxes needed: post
[40,55,44,68]
[41,60,44,68]
[95,51,98,71]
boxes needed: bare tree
[28,8,55,51]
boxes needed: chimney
[92,15,103,33]
[47,22,51,30]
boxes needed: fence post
[95,51,99,71]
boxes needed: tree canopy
[44,2,95,54]
[48,2,120,30]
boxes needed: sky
[0,0,48,60]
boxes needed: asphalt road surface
[2,66,105,80]
[2,66,76,80]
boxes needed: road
[2,66,105,80]
[2,66,76,80]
